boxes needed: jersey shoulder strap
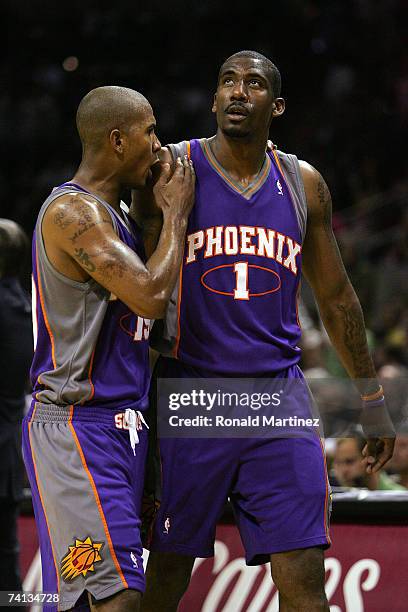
[276,150,308,241]
[166,141,191,161]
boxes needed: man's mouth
[225,104,249,120]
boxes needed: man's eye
[224,78,234,85]
[249,79,261,86]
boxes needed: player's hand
[362,437,395,474]
[153,156,195,221]
[266,140,276,151]
[360,394,395,473]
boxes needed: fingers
[171,156,185,179]
[156,162,172,186]
[363,437,395,473]
[189,157,196,179]
[170,156,194,181]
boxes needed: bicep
[302,221,349,299]
[44,196,155,316]
[301,165,349,300]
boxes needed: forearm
[130,189,163,258]
[140,214,163,258]
[317,283,378,395]
[144,213,187,314]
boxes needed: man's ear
[110,129,124,154]
[272,97,285,117]
[212,93,217,114]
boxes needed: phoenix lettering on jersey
[186,226,302,275]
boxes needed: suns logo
[61,536,103,581]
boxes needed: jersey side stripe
[28,404,61,594]
[68,406,128,588]
[36,249,57,369]
[317,434,331,544]
[173,263,184,359]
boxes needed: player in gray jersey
[23,87,194,612]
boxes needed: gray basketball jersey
[31,184,151,411]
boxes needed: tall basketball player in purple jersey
[134,52,395,611]
[22,86,195,612]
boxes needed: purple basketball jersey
[174,139,304,375]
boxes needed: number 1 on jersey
[234,262,249,300]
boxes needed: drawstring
[124,409,149,455]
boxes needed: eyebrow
[220,69,268,82]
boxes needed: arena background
[2,0,408,610]
[3,0,408,361]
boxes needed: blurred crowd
[2,0,408,494]
[3,0,408,361]
[329,433,408,491]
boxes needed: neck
[210,129,269,182]
[71,156,122,213]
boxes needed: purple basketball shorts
[22,402,148,611]
[150,357,331,565]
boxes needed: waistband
[27,402,146,425]
[27,403,149,455]
[157,356,303,379]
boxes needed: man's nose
[153,135,161,152]
[231,80,248,101]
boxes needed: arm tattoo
[74,247,96,272]
[69,204,111,243]
[98,259,127,281]
[53,210,74,230]
[317,177,332,230]
[69,218,111,244]
[53,199,111,243]
[336,303,376,378]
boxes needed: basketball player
[22,86,195,612]
[133,52,395,611]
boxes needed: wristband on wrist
[361,385,385,408]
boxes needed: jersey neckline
[199,138,271,201]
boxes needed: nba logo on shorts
[276,179,284,196]
[130,551,138,568]
[163,517,171,534]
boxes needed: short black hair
[76,86,150,152]
[218,50,282,98]
[0,219,29,277]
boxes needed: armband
[361,385,385,408]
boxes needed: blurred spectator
[378,364,408,430]
[301,328,330,379]
[386,432,408,489]
[0,219,33,600]
[331,436,406,491]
